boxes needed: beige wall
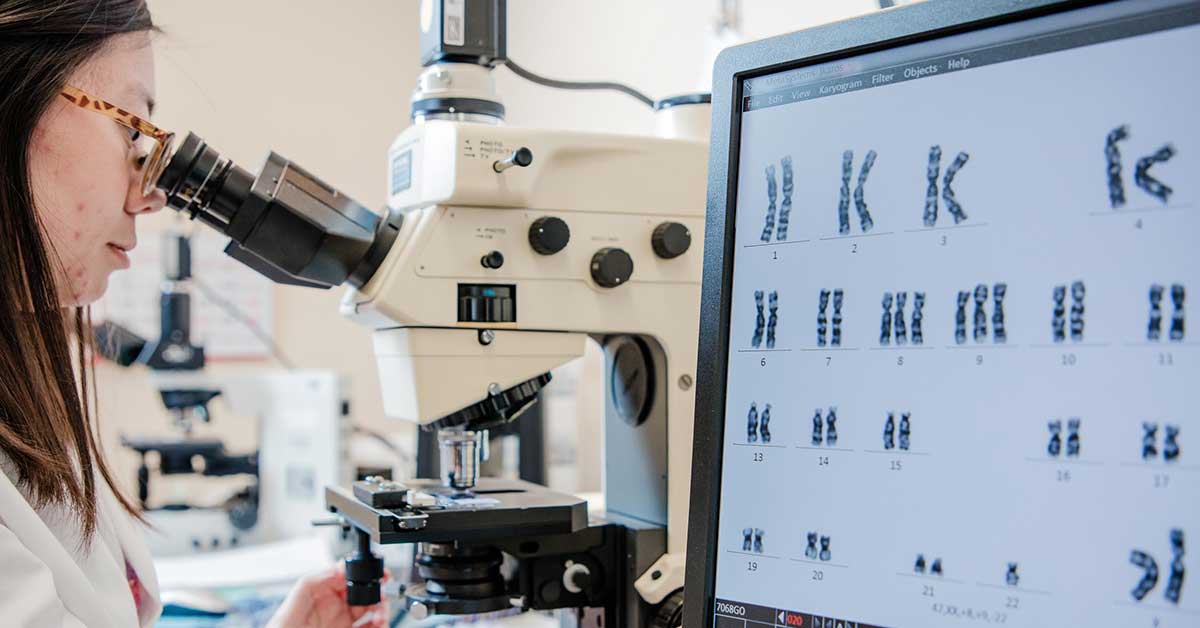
[101,0,878,501]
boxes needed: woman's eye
[128,129,142,143]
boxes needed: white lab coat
[0,456,161,627]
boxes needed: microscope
[153,0,708,624]
[98,231,350,555]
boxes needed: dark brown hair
[0,0,155,539]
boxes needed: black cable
[503,58,656,109]
[191,275,298,370]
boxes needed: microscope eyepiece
[158,133,254,234]
[154,132,401,290]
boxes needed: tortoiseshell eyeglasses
[59,84,175,197]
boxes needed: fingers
[351,609,387,628]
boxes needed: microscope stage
[326,478,588,545]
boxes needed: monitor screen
[714,1,1198,626]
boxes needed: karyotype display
[816,289,845,347]
[1129,529,1186,605]
[1006,562,1021,587]
[838,150,877,235]
[1051,281,1086,343]
[811,407,839,447]
[751,290,780,348]
[914,554,944,576]
[880,291,925,345]
[955,283,1007,344]
[746,402,772,444]
[742,527,766,554]
[1046,418,1082,458]
[1106,125,1178,208]
[922,145,971,227]
[883,412,912,451]
[1148,284,1185,342]
[760,156,795,242]
[1142,422,1182,462]
[804,532,834,562]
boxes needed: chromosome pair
[914,554,944,576]
[838,150,876,235]
[741,527,766,554]
[751,290,780,348]
[804,532,833,562]
[746,402,772,444]
[1047,418,1081,458]
[1106,125,1176,207]
[956,283,1007,344]
[883,412,912,451]
[1142,423,1181,462]
[817,289,844,347]
[760,157,794,241]
[1129,529,1185,605]
[1148,284,1185,342]
[881,291,925,345]
[811,407,839,447]
[1051,281,1086,343]
[923,145,971,226]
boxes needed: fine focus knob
[529,217,570,255]
[590,248,634,288]
[562,562,592,594]
[651,222,691,259]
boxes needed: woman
[0,1,387,626]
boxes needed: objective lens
[156,132,255,234]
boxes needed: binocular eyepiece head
[154,132,401,290]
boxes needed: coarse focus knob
[650,590,685,628]
[529,217,570,255]
[651,222,691,259]
[590,248,634,288]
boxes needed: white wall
[100,0,881,503]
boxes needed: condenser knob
[590,248,634,288]
[529,217,570,255]
[651,222,691,259]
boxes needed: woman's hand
[266,566,389,628]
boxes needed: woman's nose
[125,187,167,215]
[125,171,167,215]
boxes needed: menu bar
[742,3,1200,113]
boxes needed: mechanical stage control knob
[529,216,570,255]
[590,247,634,288]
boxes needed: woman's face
[28,33,167,306]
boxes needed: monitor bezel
[683,1,1126,626]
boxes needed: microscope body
[333,119,707,618]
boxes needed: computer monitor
[684,1,1198,627]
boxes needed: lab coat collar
[98,480,162,622]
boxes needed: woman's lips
[106,243,132,268]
